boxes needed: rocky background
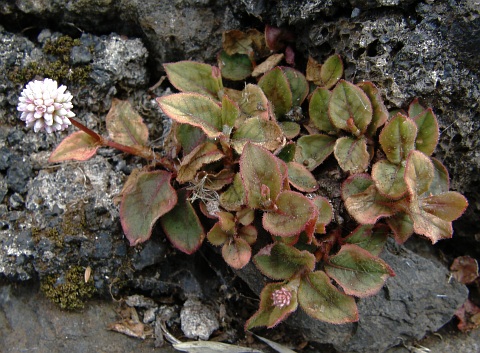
[0,0,479,352]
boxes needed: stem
[69,117,176,171]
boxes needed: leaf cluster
[48,27,468,329]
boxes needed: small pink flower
[17,78,74,133]
[271,287,292,308]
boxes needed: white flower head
[17,78,75,133]
[271,287,292,308]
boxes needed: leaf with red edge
[207,223,228,246]
[174,123,206,155]
[49,132,99,163]
[287,162,318,192]
[254,243,316,280]
[419,192,468,222]
[309,87,336,132]
[451,256,479,284]
[251,53,284,78]
[455,299,480,332]
[221,95,241,129]
[342,174,396,224]
[164,61,223,100]
[218,50,253,81]
[320,54,343,89]
[306,56,322,84]
[325,244,395,297]
[157,93,223,139]
[245,282,298,330]
[312,196,333,234]
[240,143,284,210]
[120,171,177,246]
[408,202,454,243]
[298,271,358,324]
[279,121,300,139]
[263,191,318,237]
[265,25,294,51]
[237,84,270,122]
[222,29,254,56]
[379,113,417,164]
[428,158,449,195]
[329,80,373,135]
[176,142,224,184]
[219,173,246,211]
[238,225,257,244]
[371,159,407,199]
[281,67,309,106]
[258,67,292,118]
[106,99,149,147]
[231,117,284,154]
[222,238,251,269]
[386,212,414,244]
[414,108,439,156]
[294,134,336,171]
[408,98,426,118]
[344,224,389,256]
[404,150,434,197]
[160,189,205,254]
[358,81,388,136]
[334,136,370,173]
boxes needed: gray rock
[180,298,219,340]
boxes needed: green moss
[40,266,96,310]
[7,35,92,85]
[32,227,64,248]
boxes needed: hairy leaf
[258,67,292,118]
[419,192,468,222]
[408,202,454,243]
[358,82,388,136]
[164,61,222,100]
[371,159,407,199]
[207,223,228,246]
[345,224,389,256]
[379,113,417,164]
[408,98,426,118]
[404,150,434,197]
[240,143,284,209]
[49,131,99,163]
[231,117,283,154]
[221,95,241,129]
[287,162,319,192]
[294,134,336,171]
[279,121,300,139]
[106,99,149,147]
[277,143,296,163]
[251,53,285,77]
[325,244,394,297]
[386,212,414,244]
[428,158,450,195]
[329,80,373,135]
[219,173,246,211]
[254,243,316,280]
[222,238,251,269]
[218,50,253,81]
[160,189,205,254]
[174,123,206,155]
[281,67,309,106]
[320,54,343,89]
[312,196,333,234]
[157,93,223,138]
[120,171,177,246]
[263,191,318,237]
[176,142,224,184]
[238,84,270,122]
[298,271,358,324]
[334,136,370,173]
[414,108,439,156]
[309,87,336,132]
[305,56,322,85]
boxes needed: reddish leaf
[251,53,284,78]
[325,244,395,297]
[222,29,254,56]
[386,212,414,244]
[450,256,479,284]
[265,25,294,51]
[305,56,322,84]
[455,300,480,332]
[334,136,370,174]
[222,238,251,269]
[298,271,358,324]
[287,162,319,192]
[106,98,149,147]
[176,142,224,184]
[408,98,426,118]
[371,159,407,199]
[120,171,177,246]
[231,117,284,154]
[312,196,333,234]
[419,192,468,222]
[404,150,434,197]
[49,131,99,163]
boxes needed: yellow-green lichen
[7,35,92,85]
[40,266,96,310]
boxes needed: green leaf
[219,173,246,211]
[404,150,434,197]
[385,212,414,244]
[294,134,336,171]
[49,131,99,163]
[281,67,309,106]
[419,192,468,222]
[240,143,284,209]
[157,93,223,138]
[263,191,318,237]
[427,158,449,195]
[120,171,177,246]
[287,162,318,192]
[106,98,149,147]
[342,174,396,224]
[309,88,336,132]
[334,136,370,173]
[217,211,236,234]
[279,121,300,139]
[245,282,298,329]
[221,95,241,129]
[238,224,257,244]
[160,189,205,254]
[329,80,373,135]
[325,244,394,297]
[207,223,228,246]
[174,123,206,155]
[176,142,224,184]
[298,271,358,324]
[258,67,293,118]
[231,117,284,154]
[218,50,253,81]
[277,142,296,163]
[379,113,417,164]
[408,202,454,244]
[414,108,439,156]
[357,81,388,136]
[408,98,426,118]
[237,84,270,122]
[312,196,333,234]
[371,159,407,199]
[222,238,251,269]
[164,61,223,100]
[320,54,343,89]
[345,224,389,256]
[254,243,315,280]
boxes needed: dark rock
[0,146,12,171]
[70,45,92,65]
[132,237,167,271]
[5,155,33,194]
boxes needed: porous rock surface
[0,0,479,352]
